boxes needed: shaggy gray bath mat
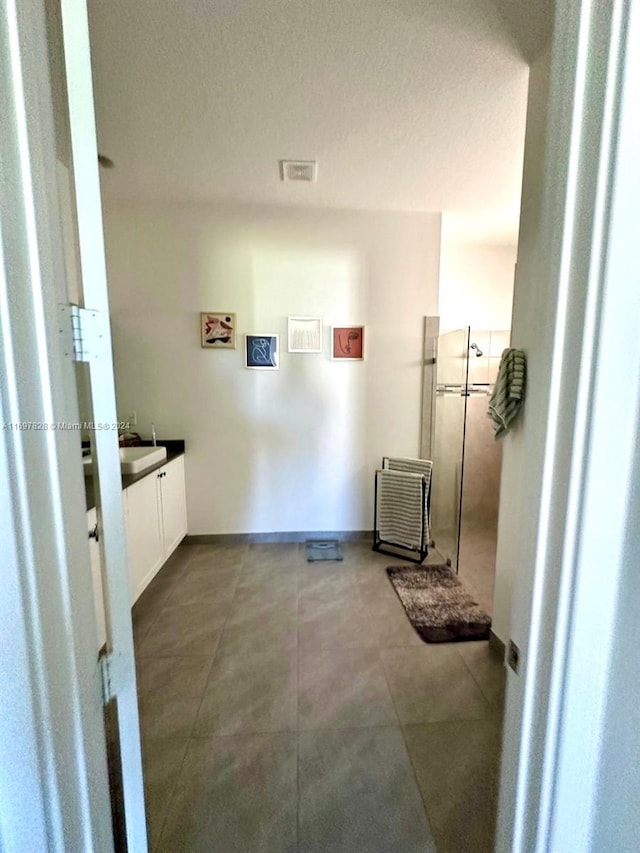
[305,539,343,562]
[386,564,491,643]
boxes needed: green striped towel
[488,348,526,437]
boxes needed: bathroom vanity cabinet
[125,454,187,602]
[86,452,187,651]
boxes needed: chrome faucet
[151,423,157,446]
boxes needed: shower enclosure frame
[427,325,471,573]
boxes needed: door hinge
[58,303,105,362]
[99,651,127,704]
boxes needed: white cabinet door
[119,454,187,604]
[87,507,106,653]
[125,471,164,604]
[159,455,188,558]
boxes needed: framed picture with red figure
[331,325,365,361]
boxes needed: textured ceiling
[87,0,542,240]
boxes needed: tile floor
[132,541,505,853]
[431,522,498,618]
[457,524,499,619]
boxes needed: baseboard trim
[183,530,372,546]
[489,629,506,661]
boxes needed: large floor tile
[132,606,162,649]
[139,691,204,740]
[157,544,200,577]
[141,737,189,851]
[298,597,377,652]
[455,641,506,711]
[156,733,297,853]
[220,602,298,656]
[341,541,392,567]
[136,540,503,852]
[363,596,427,649]
[457,526,497,618]
[244,542,303,570]
[139,603,224,658]
[356,564,428,611]
[183,544,244,567]
[180,543,247,569]
[297,564,361,602]
[403,720,502,853]
[298,647,397,730]
[194,648,297,735]
[132,566,181,645]
[298,727,436,853]
[380,645,492,724]
[357,573,404,607]
[136,654,213,699]
[165,565,240,607]
[233,569,298,609]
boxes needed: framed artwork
[201,312,236,348]
[245,334,279,369]
[331,325,365,361]
[288,316,323,352]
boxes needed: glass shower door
[430,328,470,570]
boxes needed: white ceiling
[87,0,546,241]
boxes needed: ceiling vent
[280,160,317,183]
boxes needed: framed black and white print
[245,334,279,369]
[287,316,323,352]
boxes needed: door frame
[59,0,148,846]
[2,0,639,850]
[0,0,114,849]
[496,0,640,849]
[0,0,147,850]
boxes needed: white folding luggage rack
[373,456,432,564]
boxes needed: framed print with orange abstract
[331,325,365,361]
[201,312,236,348]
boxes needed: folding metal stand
[372,457,432,564]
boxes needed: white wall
[494,39,553,848]
[438,231,516,331]
[492,44,552,645]
[103,203,440,535]
[495,1,640,844]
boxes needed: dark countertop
[85,440,185,512]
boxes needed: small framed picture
[331,325,365,360]
[288,316,323,353]
[246,334,279,369]
[201,312,236,348]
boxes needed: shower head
[470,342,484,357]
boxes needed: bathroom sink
[119,446,167,473]
[83,445,167,475]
